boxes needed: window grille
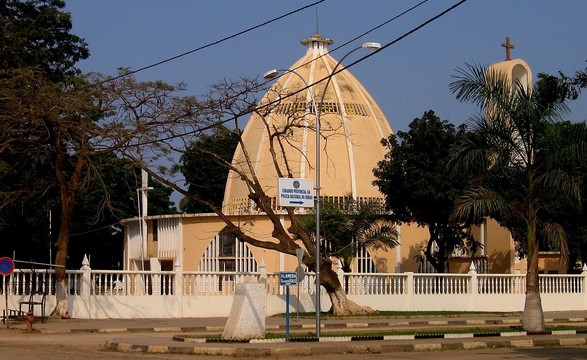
[273,102,367,117]
[197,227,258,272]
[355,243,376,273]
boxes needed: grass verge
[179,325,587,341]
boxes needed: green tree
[0,0,90,231]
[373,110,476,273]
[0,66,200,317]
[531,121,587,271]
[0,0,89,81]
[535,67,587,269]
[535,66,587,103]
[449,64,587,331]
[300,196,398,273]
[179,125,239,213]
[67,155,176,270]
[0,135,177,270]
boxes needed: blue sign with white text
[279,271,298,286]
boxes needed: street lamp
[264,41,381,338]
[318,42,381,106]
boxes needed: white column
[79,255,92,319]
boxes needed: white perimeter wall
[4,268,587,319]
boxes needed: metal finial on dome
[301,33,333,54]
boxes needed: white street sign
[278,178,314,208]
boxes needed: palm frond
[537,170,583,204]
[447,129,490,174]
[450,63,489,107]
[450,63,513,112]
[356,219,399,250]
[451,186,515,223]
[541,222,569,269]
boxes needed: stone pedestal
[221,278,266,340]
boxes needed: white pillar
[258,258,268,284]
[79,255,92,319]
[173,258,183,317]
[468,261,478,311]
[582,264,587,308]
[406,272,414,311]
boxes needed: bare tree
[2,67,378,316]
[118,78,377,315]
[0,69,210,317]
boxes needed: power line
[344,0,469,74]
[227,0,467,135]
[94,0,468,154]
[289,0,430,74]
[83,0,325,89]
[64,1,469,226]
[70,222,122,237]
[84,0,435,153]
[260,0,469,112]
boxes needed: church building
[121,34,565,276]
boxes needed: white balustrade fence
[2,266,586,319]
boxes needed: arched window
[197,227,258,272]
[512,64,529,92]
[355,243,376,273]
[325,237,377,273]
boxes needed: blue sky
[65,0,587,134]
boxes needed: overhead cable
[115,0,469,150]
[83,0,326,89]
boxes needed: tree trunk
[50,188,74,319]
[424,225,447,273]
[522,217,544,331]
[52,278,70,318]
[50,138,85,318]
[51,249,71,317]
[521,290,544,332]
[319,259,376,315]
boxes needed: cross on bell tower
[501,36,515,61]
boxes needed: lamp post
[138,170,153,269]
[264,67,323,336]
[264,40,380,338]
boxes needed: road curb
[38,316,587,334]
[105,335,587,356]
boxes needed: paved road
[0,329,585,360]
[1,311,586,359]
[293,347,587,359]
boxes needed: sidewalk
[4,311,587,356]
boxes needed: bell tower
[490,37,532,91]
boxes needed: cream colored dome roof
[222,34,393,213]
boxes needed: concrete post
[173,258,183,317]
[79,255,92,319]
[582,264,587,308]
[258,258,268,285]
[173,258,182,296]
[406,272,414,311]
[468,261,478,311]
[336,260,344,292]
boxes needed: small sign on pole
[0,257,14,276]
[0,257,14,328]
[279,271,298,286]
[279,271,298,342]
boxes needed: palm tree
[301,196,398,273]
[449,64,587,331]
